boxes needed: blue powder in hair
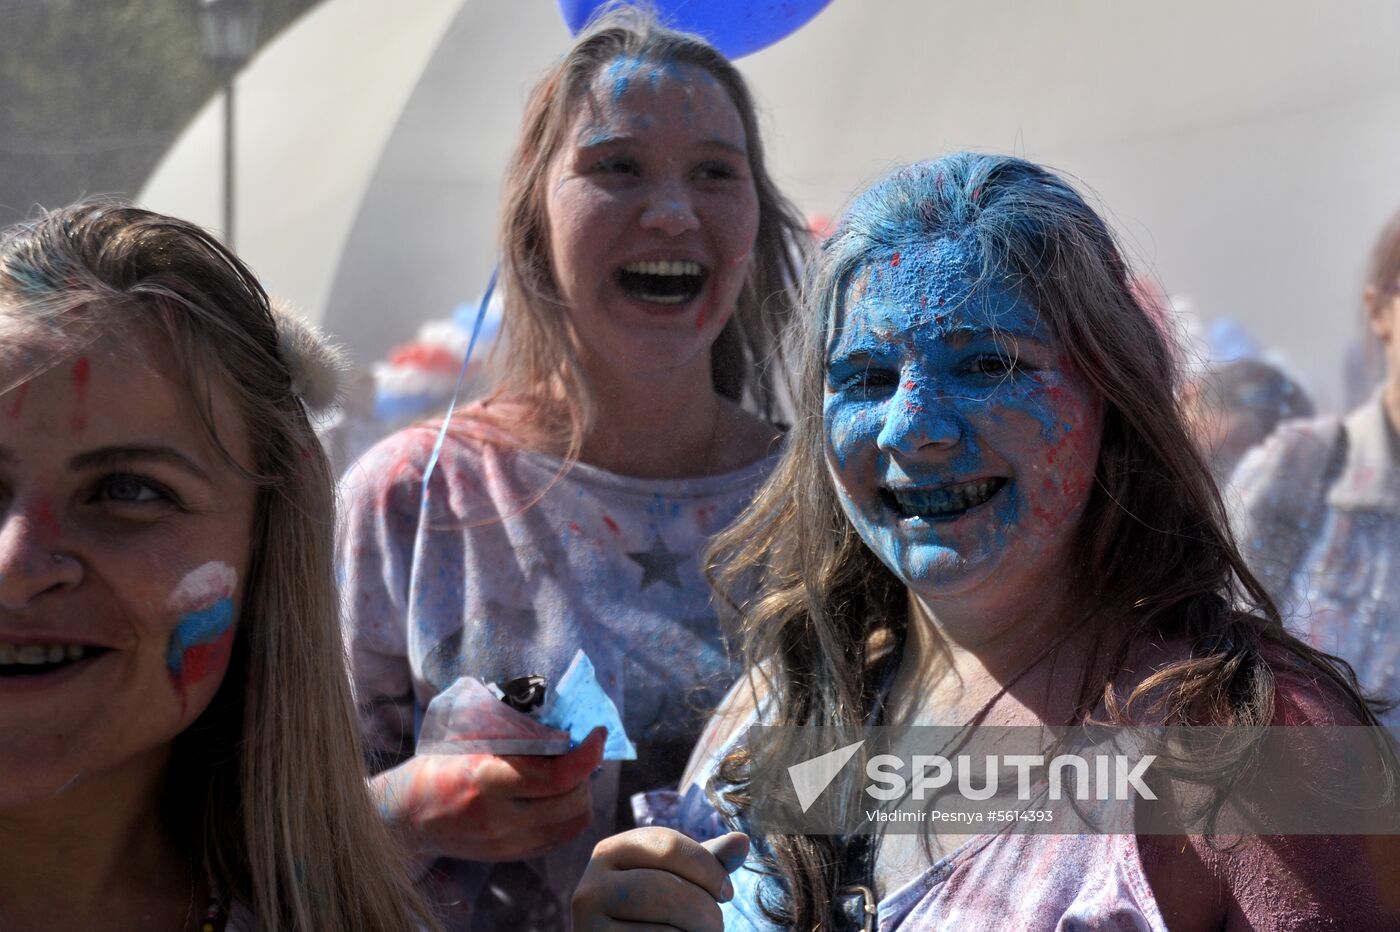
[5,260,57,296]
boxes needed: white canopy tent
[140,0,1400,408]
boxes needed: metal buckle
[835,883,878,932]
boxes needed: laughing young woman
[0,204,435,931]
[570,153,1399,930]
[337,8,809,928]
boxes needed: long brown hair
[486,3,808,456]
[1367,207,1400,301]
[707,153,1382,928]
[0,202,438,931]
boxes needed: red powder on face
[69,356,90,432]
[175,624,235,690]
[6,382,29,419]
[33,497,61,538]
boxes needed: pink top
[680,663,1396,930]
[880,832,1165,930]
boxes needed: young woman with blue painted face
[337,8,809,929]
[571,154,1397,930]
[0,204,436,931]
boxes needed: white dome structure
[142,0,1400,408]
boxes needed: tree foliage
[0,0,322,226]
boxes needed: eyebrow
[933,324,1049,348]
[575,134,748,157]
[699,137,748,157]
[577,131,626,149]
[69,445,213,483]
[830,322,1048,357]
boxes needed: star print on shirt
[625,534,686,591]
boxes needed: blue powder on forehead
[604,55,639,102]
[602,54,701,104]
[848,238,980,325]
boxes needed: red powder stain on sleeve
[890,252,901,268]
[568,521,583,535]
[6,382,29,419]
[69,356,91,432]
[602,514,620,536]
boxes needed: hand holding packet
[416,649,636,760]
[537,650,637,761]
[416,675,571,756]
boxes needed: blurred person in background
[337,8,808,929]
[1229,206,1400,723]
[1183,356,1315,483]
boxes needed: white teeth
[890,478,1003,517]
[0,642,88,666]
[621,260,702,276]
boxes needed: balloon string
[420,263,498,511]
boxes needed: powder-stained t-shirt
[337,409,779,929]
[660,694,1163,932]
[659,666,1389,930]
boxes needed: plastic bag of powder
[416,675,571,757]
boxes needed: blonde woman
[337,7,809,928]
[0,203,436,931]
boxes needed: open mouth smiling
[880,477,1008,523]
[0,642,111,678]
[616,260,708,305]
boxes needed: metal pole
[221,76,235,249]
[222,76,236,249]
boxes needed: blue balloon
[557,0,833,60]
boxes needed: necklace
[180,849,226,932]
[832,615,1087,932]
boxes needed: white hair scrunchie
[270,297,348,416]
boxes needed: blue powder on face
[597,55,717,127]
[822,237,1085,588]
[604,55,639,102]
